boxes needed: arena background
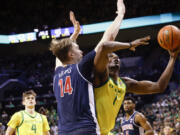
[0,0,180,134]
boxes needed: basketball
[157,25,180,51]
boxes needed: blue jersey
[53,50,100,134]
[121,111,144,135]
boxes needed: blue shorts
[59,127,97,135]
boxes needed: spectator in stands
[0,123,5,135]
[163,126,173,135]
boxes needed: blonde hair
[49,38,73,62]
[22,90,36,101]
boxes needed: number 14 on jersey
[59,76,73,97]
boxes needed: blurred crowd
[0,0,179,34]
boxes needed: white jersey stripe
[76,64,92,85]
[88,84,100,135]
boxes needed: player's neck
[63,60,76,65]
[25,107,35,115]
[125,110,134,119]
[109,71,119,82]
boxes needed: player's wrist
[129,42,132,49]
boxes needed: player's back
[121,111,144,135]
[53,51,100,134]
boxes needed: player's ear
[67,50,74,60]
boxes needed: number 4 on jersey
[59,76,73,97]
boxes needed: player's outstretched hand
[70,11,81,34]
[116,0,125,15]
[130,36,150,51]
[168,47,180,58]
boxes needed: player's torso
[16,111,43,135]
[121,111,144,135]
[53,64,97,132]
[95,77,126,134]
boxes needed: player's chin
[124,108,129,112]
[112,65,120,69]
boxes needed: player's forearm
[94,41,130,74]
[100,41,131,53]
[103,14,124,41]
[157,56,176,92]
[144,130,154,135]
[95,14,124,52]
[70,31,80,42]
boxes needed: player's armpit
[135,113,154,135]
[5,126,15,135]
[122,77,162,94]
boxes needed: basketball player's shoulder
[135,112,146,121]
[13,110,23,116]
[37,112,48,119]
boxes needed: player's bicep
[136,114,153,132]
[5,126,15,135]
[44,131,50,135]
[122,77,160,94]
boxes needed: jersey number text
[59,76,73,97]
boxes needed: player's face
[108,53,120,70]
[123,100,135,113]
[70,43,83,63]
[23,95,36,108]
[164,126,171,135]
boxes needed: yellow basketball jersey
[7,110,50,135]
[95,77,126,135]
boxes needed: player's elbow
[159,83,167,93]
[98,42,111,53]
[149,83,165,94]
[155,84,166,93]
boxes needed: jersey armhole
[76,64,92,84]
[133,113,141,128]
[94,78,109,88]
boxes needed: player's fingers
[143,41,149,44]
[141,42,149,45]
[141,36,151,41]
[70,11,76,22]
[130,47,136,51]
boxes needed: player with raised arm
[94,24,180,135]
[5,90,50,135]
[49,0,151,134]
